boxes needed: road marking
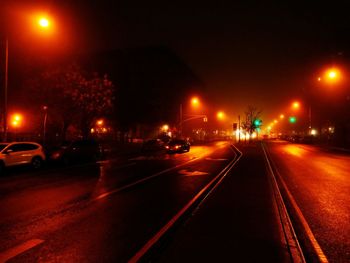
[0,239,44,263]
[93,156,201,201]
[205,157,228,161]
[93,145,231,201]
[178,169,209,176]
[128,144,242,262]
[262,143,328,263]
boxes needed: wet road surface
[264,140,350,263]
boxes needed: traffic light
[289,116,297,123]
[254,119,262,127]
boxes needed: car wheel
[32,157,43,169]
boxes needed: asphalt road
[264,140,350,263]
[3,140,345,262]
[0,141,246,262]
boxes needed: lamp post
[309,68,342,134]
[178,97,207,137]
[42,106,48,145]
[3,38,9,142]
[2,15,53,142]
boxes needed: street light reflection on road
[283,145,307,158]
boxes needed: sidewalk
[157,143,292,262]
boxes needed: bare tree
[27,63,114,140]
[242,105,262,139]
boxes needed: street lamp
[38,17,50,28]
[191,97,200,107]
[292,101,300,110]
[179,96,207,137]
[3,15,53,142]
[217,111,225,120]
[11,113,23,140]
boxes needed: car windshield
[0,144,9,151]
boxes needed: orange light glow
[217,111,225,120]
[328,70,337,79]
[284,145,306,158]
[280,114,285,119]
[162,124,169,131]
[10,113,23,128]
[191,97,200,107]
[274,119,278,124]
[96,119,104,126]
[292,101,300,110]
[30,13,55,36]
[38,17,50,28]
[323,68,342,84]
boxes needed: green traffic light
[289,116,297,123]
[254,119,261,126]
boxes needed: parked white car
[0,142,46,173]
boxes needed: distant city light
[311,129,317,135]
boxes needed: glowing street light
[191,97,200,107]
[179,96,206,135]
[38,17,50,28]
[292,101,300,110]
[96,119,104,126]
[161,124,169,132]
[3,13,55,142]
[11,113,23,128]
[217,111,225,120]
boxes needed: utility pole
[3,38,8,142]
[179,103,182,137]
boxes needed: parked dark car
[165,139,190,153]
[49,139,102,164]
[141,139,165,152]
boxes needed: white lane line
[0,239,44,263]
[178,169,209,176]
[128,144,242,263]
[205,157,228,161]
[262,143,328,263]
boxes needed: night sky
[3,1,350,122]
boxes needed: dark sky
[4,1,350,122]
